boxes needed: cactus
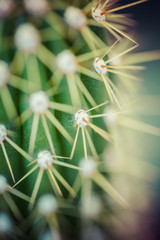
[0,0,160,239]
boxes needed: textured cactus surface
[0,0,160,239]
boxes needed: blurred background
[123,0,160,239]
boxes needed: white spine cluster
[38,194,57,215]
[0,124,7,142]
[0,61,10,87]
[94,57,107,75]
[37,150,53,169]
[79,156,97,178]
[14,23,40,53]
[103,107,118,127]
[0,0,14,18]
[75,110,89,128]
[29,91,49,114]
[0,175,7,194]
[64,6,87,30]
[0,213,12,233]
[92,7,106,23]
[24,0,50,17]
[56,50,77,75]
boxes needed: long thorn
[41,115,55,155]
[37,44,55,71]
[3,193,23,220]
[52,168,76,197]
[104,22,137,44]
[85,128,99,161]
[77,47,109,63]
[103,0,147,14]
[78,65,102,82]
[5,137,32,162]
[51,155,70,160]
[89,110,125,119]
[47,170,59,195]
[101,0,110,10]
[86,101,108,112]
[106,65,145,70]
[49,102,76,114]
[119,117,160,136]
[0,86,17,120]
[48,167,63,196]
[82,127,88,164]
[1,141,15,183]
[76,74,97,107]
[98,38,120,62]
[46,110,73,143]
[70,125,80,159]
[101,22,120,40]
[27,158,38,167]
[105,44,138,64]
[13,165,38,188]
[93,172,129,208]
[53,160,81,170]
[7,185,30,202]
[84,120,112,142]
[101,74,114,102]
[107,68,141,81]
[14,108,32,126]
[29,169,43,209]
[66,74,81,107]
[28,113,39,155]
[102,74,122,109]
